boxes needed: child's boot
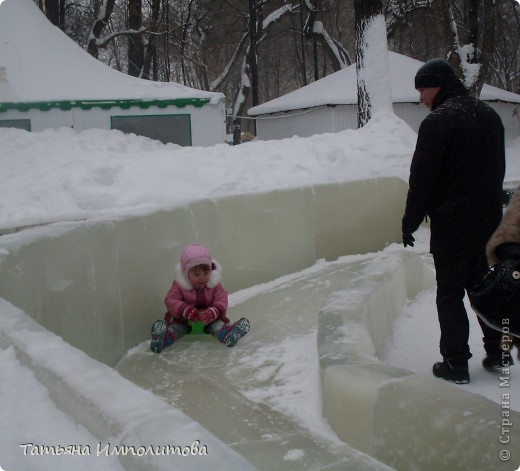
[150,321,189,353]
[216,318,251,347]
[151,320,167,353]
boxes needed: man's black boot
[433,359,469,384]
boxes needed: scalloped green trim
[0,97,212,113]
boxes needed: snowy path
[383,288,520,411]
[116,258,390,471]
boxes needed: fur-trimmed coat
[163,260,229,325]
[486,185,520,266]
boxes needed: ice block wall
[2,175,519,471]
[318,251,520,470]
[0,177,406,366]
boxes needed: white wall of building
[255,101,519,142]
[0,101,226,147]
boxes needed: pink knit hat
[180,243,213,278]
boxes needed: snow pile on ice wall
[0,177,405,366]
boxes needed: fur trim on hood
[174,259,223,291]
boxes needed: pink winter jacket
[164,260,229,325]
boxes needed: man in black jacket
[402,58,508,384]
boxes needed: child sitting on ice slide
[150,243,250,353]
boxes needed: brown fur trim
[486,185,520,266]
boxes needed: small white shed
[0,0,225,147]
[248,52,520,142]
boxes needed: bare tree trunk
[491,2,520,94]
[249,0,262,108]
[59,0,66,29]
[87,0,116,59]
[179,0,195,86]
[440,0,496,97]
[44,0,60,28]
[142,0,161,80]
[212,3,297,133]
[303,0,351,73]
[128,0,144,77]
[299,0,308,86]
[468,0,496,96]
[312,37,319,81]
[385,0,434,41]
[163,1,171,81]
[354,0,390,128]
[233,54,252,128]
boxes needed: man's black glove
[402,232,415,248]
[495,242,520,263]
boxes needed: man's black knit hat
[415,59,456,89]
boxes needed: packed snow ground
[1,112,520,471]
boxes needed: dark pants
[433,247,502,362]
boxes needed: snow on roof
[0,0,223,104]
[248,52,520,116]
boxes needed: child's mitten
[182,306,199,321]
[199,307,219,325]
